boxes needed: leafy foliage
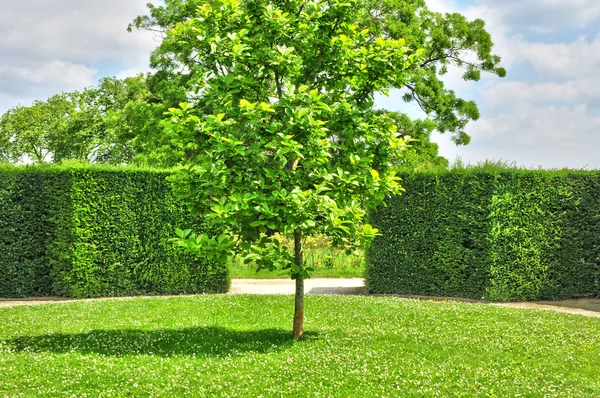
[0,75,182,166]
[386,112,449,171]
[131,0,505,147]
[0,164,228,298]
[164,0,418,278]
[358,0,506,145]
[367,169,600,301]
[0,94,83,164]
[93,75,187,166]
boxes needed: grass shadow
[4,327,318,358]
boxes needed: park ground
[1,293,599,397]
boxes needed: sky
[1,0,599,169]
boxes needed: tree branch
[274,69,283,100]
[404,83,429,115]
[419,46,466,68]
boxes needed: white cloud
[433,0,600,29]
[0,0,157,65]
[457,1,600,77]
[0,0,158,114]
[511,35,600,80]
[437,101,600,169]
[479,0,600,28]
[420,0,600,169]
[483,79,600,108]
[7,61,97,86]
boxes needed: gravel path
[228,278,366,295]
[491,302,600,318]
[0,279,367,309]
[1,279,598,318]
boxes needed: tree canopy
[358,0,505,144]
[131,0,505,147]
[0,93,82,164]
[0,0,504,168]
[93,74,184,166]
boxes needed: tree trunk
[293,228,304,340]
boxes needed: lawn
[1,295,599,397]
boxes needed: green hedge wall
[367,170,600,301]
[0,171,55,297]
[0,165,229,298]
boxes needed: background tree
[388,112,449,170]
[164,0,420,339]
[0,116,18,163]
[0,94,75,164]
[94,74,187,166]
[0,74,184,166]
[358,0,506,145]
[50,89,105,163]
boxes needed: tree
[96,77,152,163]
[163,0,421,339]
[0,94,76,164]
[92,75,180,166]
[387,112,449,170]
[51,89,106,163]
[0,141,9,164]
[0,74,183,166]
[0,116,17,164]
[357,0,506,145]
[0,90,109,164]
[130,0,505,147]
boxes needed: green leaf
[239,99,253,108]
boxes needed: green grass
[1,295,599,397]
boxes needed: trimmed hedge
[0,165,229,298]
[367,170,600,301]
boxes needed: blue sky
[1,0,599,169]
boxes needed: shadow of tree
[4,327,318,358]
[308,286,366,295]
